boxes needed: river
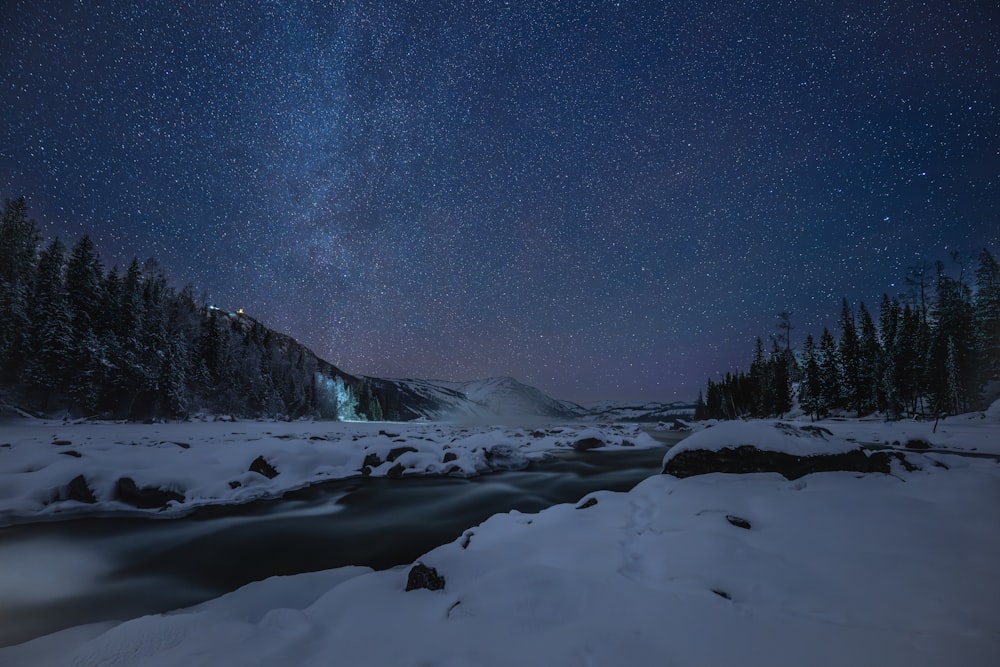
[0,429,686,648]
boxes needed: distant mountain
[369,376,589,422]
[582,400,696,423]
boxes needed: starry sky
[2,1,997,403]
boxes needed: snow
[663,421,860,465]
[1,416,998,666]
[0,419,657,524]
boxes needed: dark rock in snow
[577,497,598,509]
[406,563,446,591]
[116,477,184,508]
[386,446,418,462]
[363,452,383,468]
[725,514,751,530]
[66,475,96,503]
[572,437,605,451]
[249,455,279,479]
[663,445,895,480]
[60,450,82,458]
[228,480,241,489]
[905,438,931,450]
[443,451,458,463]
[387,462,406,479]
[484,444,529,471]
[52,439,72,446]
[712,589,732,600]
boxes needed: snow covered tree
[64,236,106,413]
[0,197,40,378]
[21,239,73,404]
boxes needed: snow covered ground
[0,418,656,525]
[1,412,997,666]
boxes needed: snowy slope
[4,417,998,666]
[376,376,588,422]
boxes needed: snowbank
[0,419,657,525]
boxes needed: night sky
[2,1,997,403]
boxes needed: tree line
[694,249,1000,421]
[0,197,403,420]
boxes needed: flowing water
[0,430,687,647]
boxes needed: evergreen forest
[0,197,401,421]
[695,249,1000,422]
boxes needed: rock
[484,444,529,471]
[386,446,417,462]
[379,430,400,438]
[572,437,604,451]
[904,438,931,450]
[799,425,833,438]
[66,475,96,503]
[363,452,383,468]
[725,514,751,529]
[712,589,732,600]
[577,497,598,509]
[249,455,279,479]
[386,462,406,479]
[406,563,445,591]
[443,451,458,463]
[663,445,894,480]
[228,480,241,489]
[60,450,82,458]
[116,477,184,508]
[52,439,72,446]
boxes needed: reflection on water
[0,431,684,647]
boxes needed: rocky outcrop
[386,446,417,462]
[249,455,279,479]
[66,475,96,504]
[663,445,895,480]
[115,477,184,508]
[572,437,604,451]
[406,563,446,591]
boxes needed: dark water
[0,431,684,648]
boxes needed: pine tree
[857,302,881,415]
[0,197,41,377]
[879,295,902,418]
[800,333,824,420]
[770,338,792,416]
[64,236,106,413]
[973,248,1000,382]
[819,327,840,411]
[838,299,862,414]
[21,239,73,404]
[929,261,976,413]
[694,390,708,420]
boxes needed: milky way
[2,1,997,402]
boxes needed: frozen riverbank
[2,415,998,666]
[0,419,657,525]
